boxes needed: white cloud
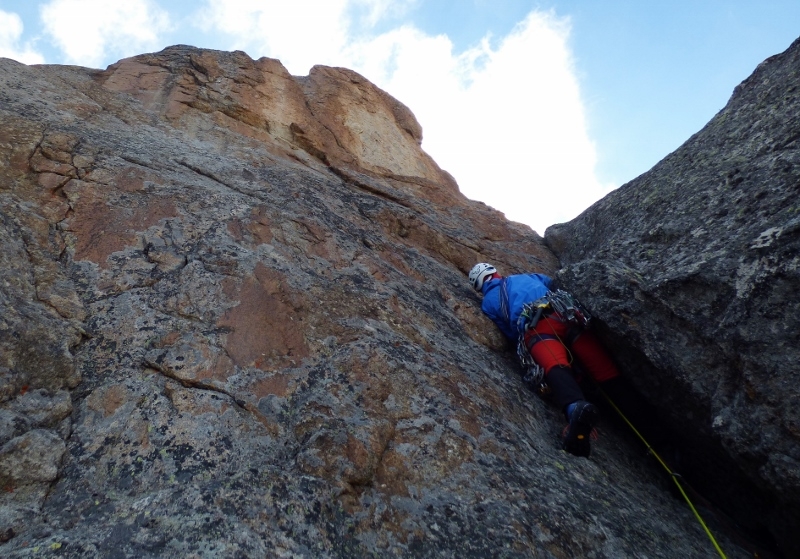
[198,0,352,74]
[400,13,611,234]
[349,0,417,27]
[40,0,171,68]
[0,9,45,64]
[199,1,609,234]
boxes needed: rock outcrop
[547,36,800,558]
[0,41,787,558]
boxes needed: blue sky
[2,1,799,234]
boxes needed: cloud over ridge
[6,0,605,234]
[40,0,171,68]
[197,1,605,234]
[0,9,45,64]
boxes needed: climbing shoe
[562,400,599,457]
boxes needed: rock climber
[469,262,662,458]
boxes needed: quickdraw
[517,336,547,393]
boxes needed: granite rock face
[0,44,762,558]
[547,37,800,557]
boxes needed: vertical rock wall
[547,36,800,557]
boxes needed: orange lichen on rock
[63,176,176,267]
[219,263,310,369]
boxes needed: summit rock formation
[0,40,796,558]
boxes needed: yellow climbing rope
[599,388,728,559]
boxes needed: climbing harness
[546,289,592,328]
[510,289,593,396]
[515,289,592,336]
[599,387,729,559]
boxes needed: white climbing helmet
[469,263,497,291]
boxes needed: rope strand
[599,388,729,559]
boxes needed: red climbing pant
[523,314,620,383]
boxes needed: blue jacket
[481,273,554,339]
